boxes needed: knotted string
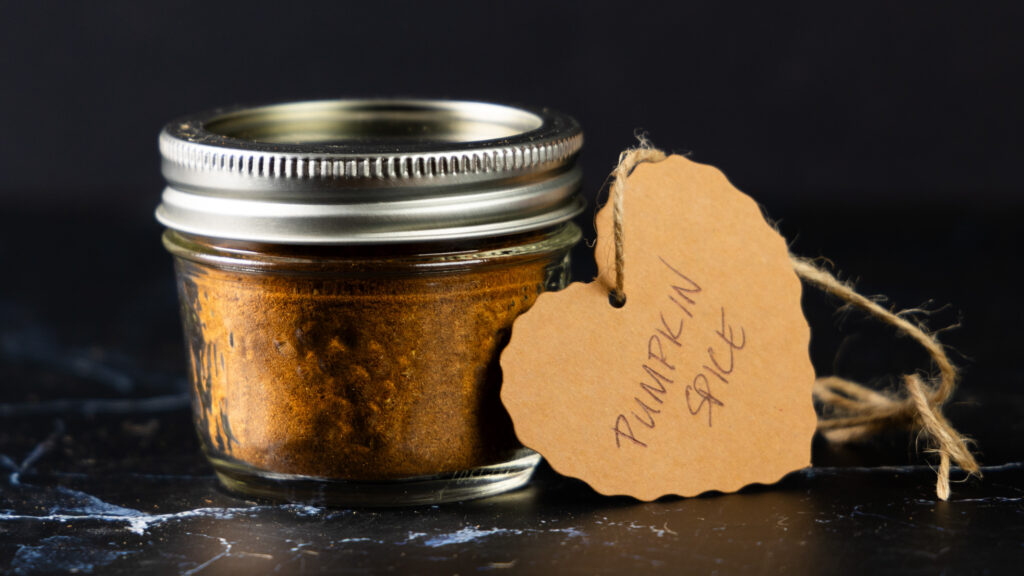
[790,258,980,500]
[609,144,980,500]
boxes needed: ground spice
[169,229,573,481]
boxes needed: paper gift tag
[500,154,816,500]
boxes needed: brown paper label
[500,155,816,500]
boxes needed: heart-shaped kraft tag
[500,154,817,500]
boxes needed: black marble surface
[1,205,1022,575]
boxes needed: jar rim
[157,99,583,245]
[162,223,582,274]
[194,100,546,149]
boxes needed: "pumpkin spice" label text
[613,256,746,449]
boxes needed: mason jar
[156,100,583,506]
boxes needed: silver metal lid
[156,99,583,244]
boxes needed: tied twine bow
[609,144,981,500]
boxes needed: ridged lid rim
[159,99,582,186]
[156,99,584,244]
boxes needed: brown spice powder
[175,240,556,481]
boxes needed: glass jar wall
[164,226,578,505]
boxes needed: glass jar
[156,100,583,506]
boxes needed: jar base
[208,451,542,507]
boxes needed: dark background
[3,0,1022,385]
[2,0,1021,210]
[1,1,1021,395]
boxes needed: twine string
[609,146,980,500]
[611,145,667,305]
[791,257,980,500]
